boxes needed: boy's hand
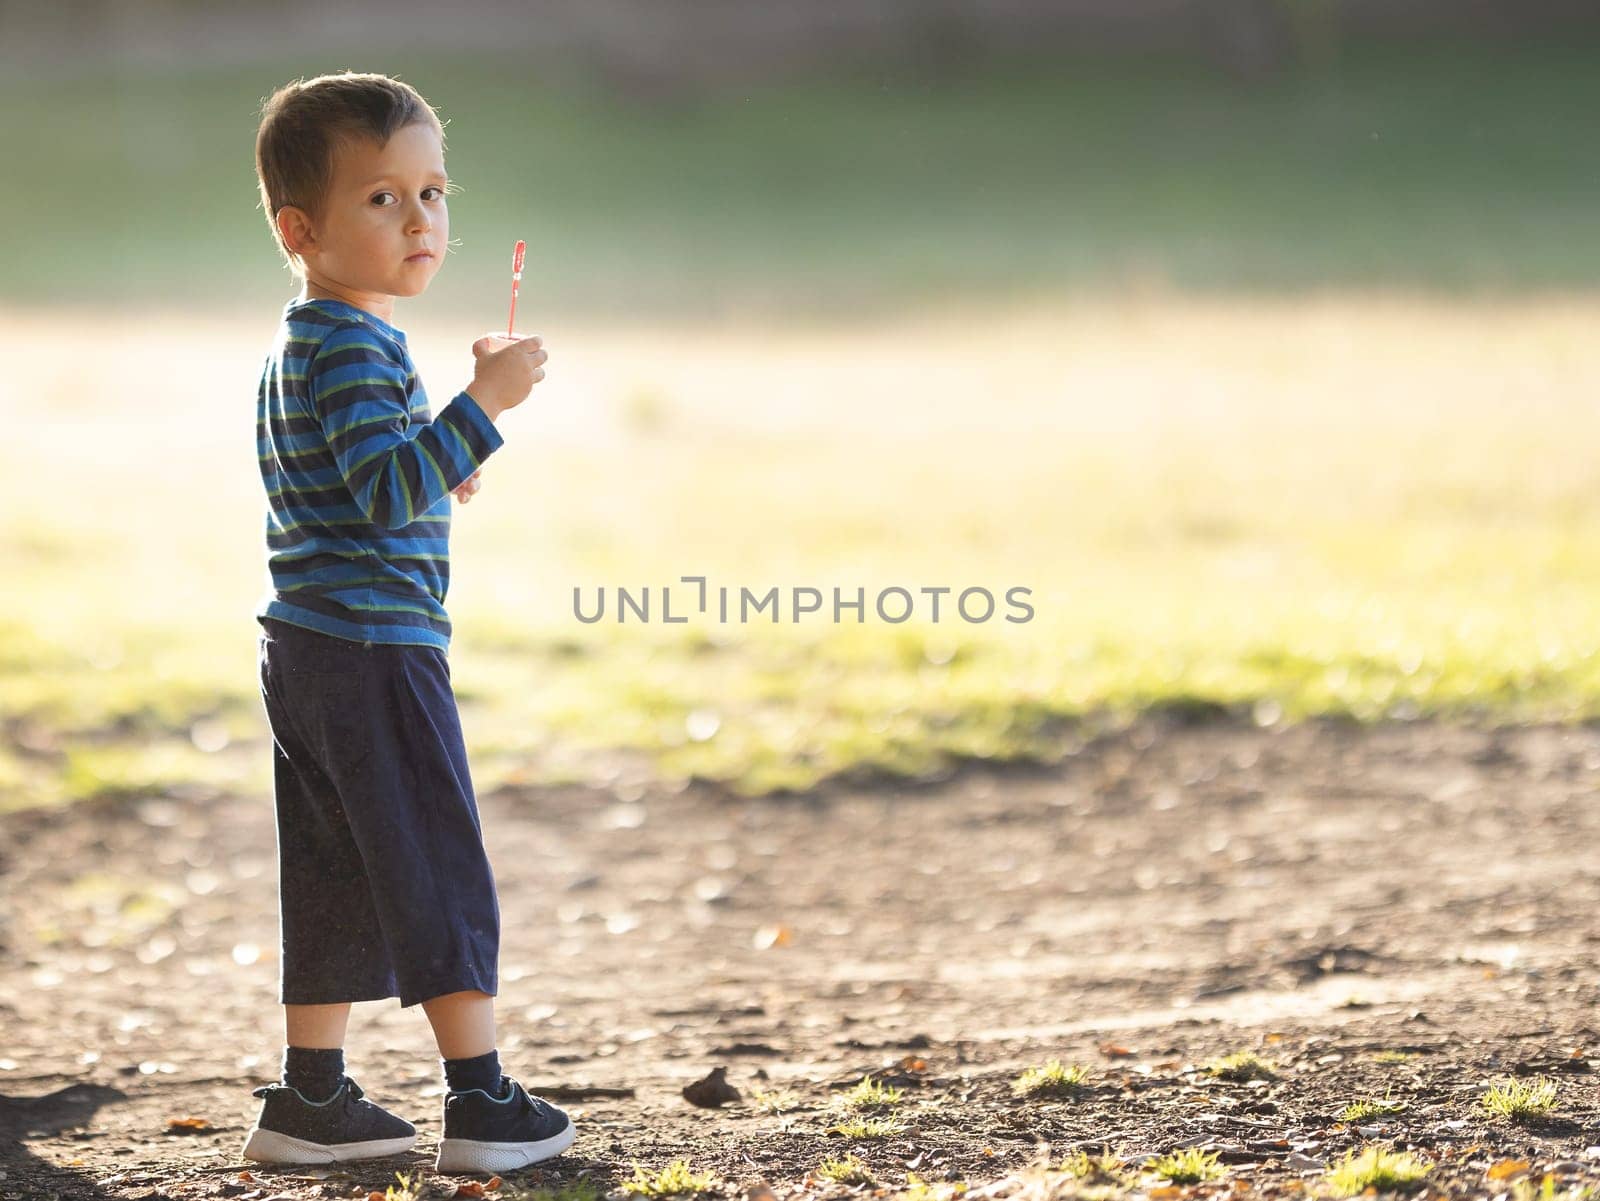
[452,468,483,504]
[467,333,546,419]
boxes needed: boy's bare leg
[422,989,496,1060]
[284,1002,352,1049]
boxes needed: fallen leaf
[454,1183,487,1199]
[1488,1160,1531,1180]
[486,1177,502,1191]
[165,1116,213,1133]
[1098,1043,1134,1057]
[753,923,792,950]
[1150,1188,1186,1200]
[900,1056,927,1072]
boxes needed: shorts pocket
[284,670,373,778]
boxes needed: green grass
[1147,1148,1226,1184]
[1011,1061,1090,1098]
[507,1184,605,1201]
[1480,1076,1559,1120]
[4,43,1600,319]
[1510,1175,1598,1201]
[9,291,1600,810]
[828,1116,908,1139]
[815,1154,876,1185]
[497,1182,604,1201]
[1340,1091,1408,1122]
[751,1087,802,1114]
[837,1075,904,1110]
[621,1161,718,1198]
[1053,1151,1131,1185]
[1203,1050,1277,1082]
[1323,1145,1433,1196]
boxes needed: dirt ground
[3,714,1600,1201]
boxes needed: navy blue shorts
[256,617,500,1008]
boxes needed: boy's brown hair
[254,71,448,275]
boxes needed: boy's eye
[370,186,448,206]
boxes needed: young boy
[245,71,572,1176]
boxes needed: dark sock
[282,1045,344,1102]
[442,1048,502,1096]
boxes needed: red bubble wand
[507,239,526,337]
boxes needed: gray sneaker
[242,1076,416,1165]
[435,1074,576,1175]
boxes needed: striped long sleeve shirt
[254,297,504,649]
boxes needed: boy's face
[282,121,449,301]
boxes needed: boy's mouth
[405,250,434,263]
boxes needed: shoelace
[498,1076,529,1113]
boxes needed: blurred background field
[3,1,1600,810]
[5,40,1600,314]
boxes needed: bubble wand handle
[507,239,526,337]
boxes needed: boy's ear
[275,205,318,258]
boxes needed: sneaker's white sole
[435,1120,576,1174]
[242,1126,416,1164]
